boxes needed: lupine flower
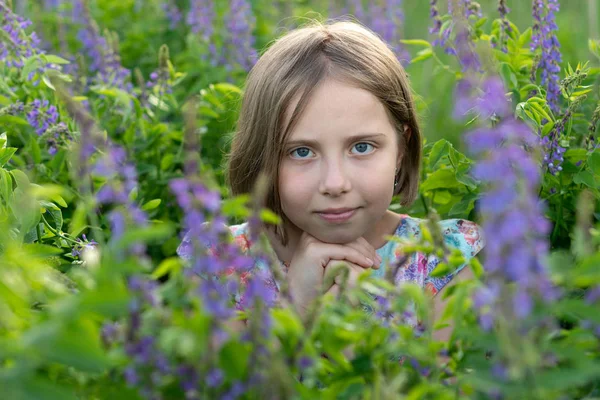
[186,0,215,41]
[161,1,182,30]
[44,122,72,155]
[26,99,59,136]
[531,0,562,113]
[71,233,99,258]
[0,2,58,82]
[141,45,173,110]
[221,0,258,73]
[93,144,148,258]
[0,101,24,116]
[429,0,442,36]
[496,0,511,52]
[540,129,565,175]
[362,0,410,64]
[461,0,483,19]
[122,276,171,398]
[72,0,133,92]
[100,321,120,347]
[462,86,557,324]
[0,1,40,68]
[450,17,557,328]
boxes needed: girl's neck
[264,210,403,266]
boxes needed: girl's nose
[319,161,351,196]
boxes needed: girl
[177,20,485,340]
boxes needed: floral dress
[176,214,485,310]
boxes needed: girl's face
[279,78,402,244]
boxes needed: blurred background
[16,0,600,152]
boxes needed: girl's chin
[305,228,363,245]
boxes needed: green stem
[36,222,42,243]
[41,214,79,245]
[420,194,430,215]
[431,52,456,76]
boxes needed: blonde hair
[227,20,422,245]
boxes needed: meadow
[1,0,600,398]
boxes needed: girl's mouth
[316,208,358,223]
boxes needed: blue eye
[290,147,314,159]
[351,142,374,154]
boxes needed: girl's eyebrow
[285,133,387,147]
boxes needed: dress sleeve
[423,219,485,297]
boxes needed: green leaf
[0,147,17,166]
[160,153,174,170]
[43,206,63,232]
[42,75,56,90]
[588,151,600,175]
[429,262,452,278]
[212,82,243,95]
[219,340,252,380]
[42,54,71,64]
[260,208,281,225]
[428,139,450,169]
[448,195,477,217]
[0,168,13,203]
[421,169,461,192]
[151,257,182,279]
[573,170,598,188]
[410,47,433,64]
[22,243,64,257]
[22,319,110,373]
[399,39,432,48]
[21,56,41,81]
[141,198,162,211]
[518,28,533,48]
[500,63,518,89]
[4,376,78,400]
[221,195,251,219]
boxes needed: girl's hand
[323,261,367,294]
[287,232,381,319]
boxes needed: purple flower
[177,365,199,394]
[496,0,511,52]
[531,0,562,113]
[429,0,442,35]
[585,285,600,304]
[72,0,133,92]
[0,2,44,71]
[26,99,59,136]
[100,322,119,346]
[124,367,139,386]
[206,368,224,388]
[162,1,183,30]
[464,80,554,322]
[222,381,245,400]
[358,0,410,64]
[221,0,258,73]
[187,0,215,41]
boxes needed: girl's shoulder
[385,214,485,296]
[392,214,485,257]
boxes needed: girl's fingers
[333,263,363,288]
[352,237,382,268]
[320,244,376,269]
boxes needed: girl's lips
[316,208,357,223]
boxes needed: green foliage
[0,0,599,399]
